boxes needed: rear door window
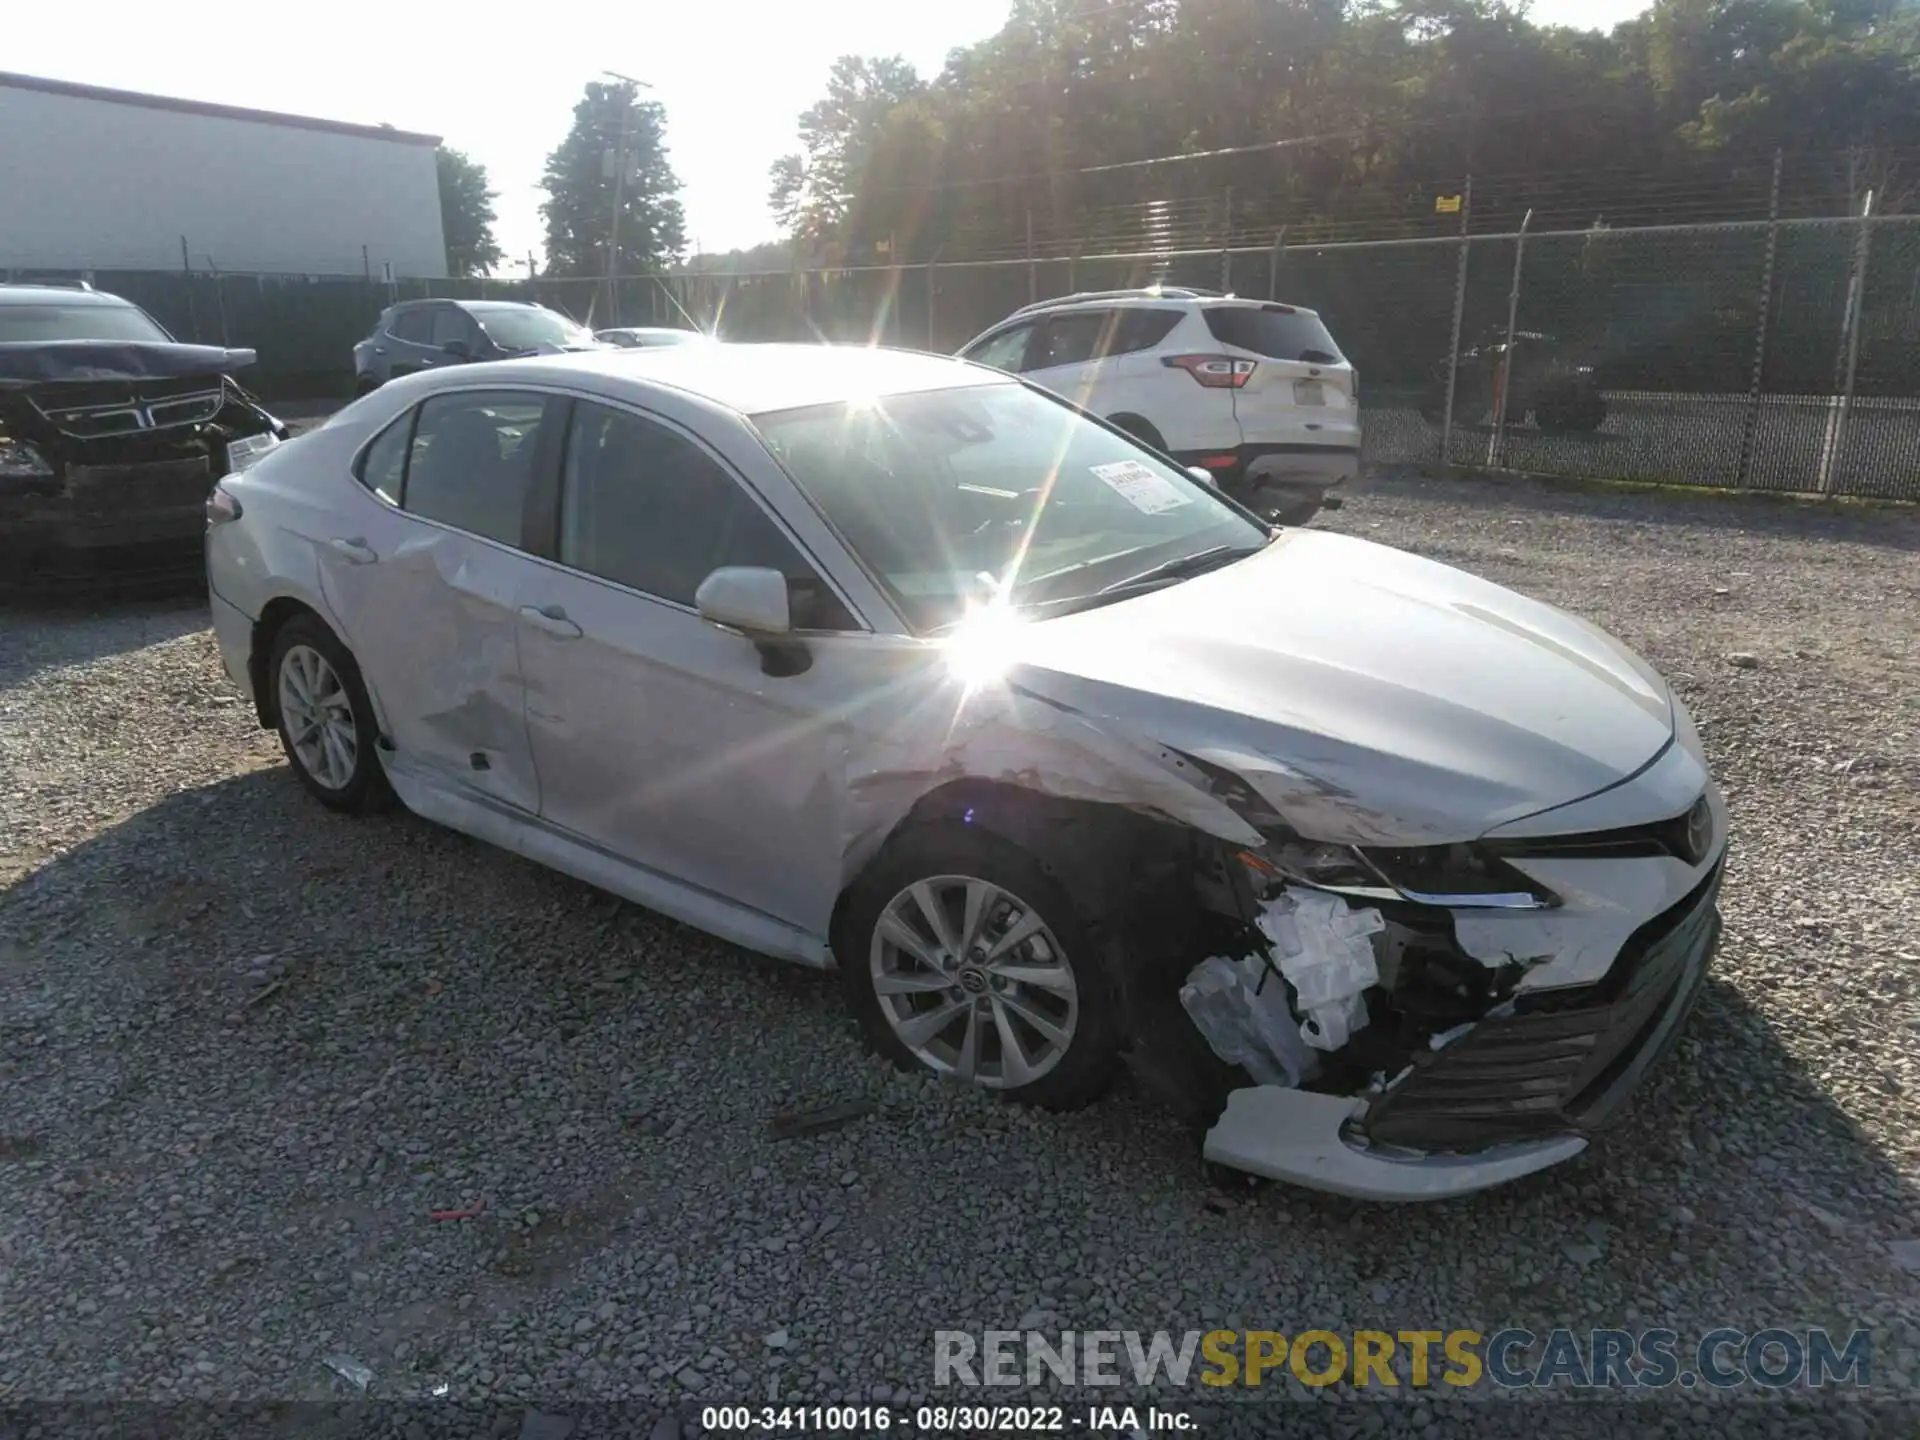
[1029,311,1112,370]
[401,390,548,548]
[1203,305,1343,363]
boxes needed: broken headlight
[1271,841,1557,910]
[1180,751,1558,910]
[0,435,55,483]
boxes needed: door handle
[328,537,377,565]
[519,604,582,639]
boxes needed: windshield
[754,382,1268,632]
[470,307,593,351]
[0,303,172,344]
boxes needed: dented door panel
[318,511,540,812]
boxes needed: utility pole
[601,70,653,327]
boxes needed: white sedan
[204,343,1726,1200]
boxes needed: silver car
[205,344,1726,1201]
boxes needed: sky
[6,0,1654,269]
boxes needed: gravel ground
[2,469,1917,1438]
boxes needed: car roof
[387,298,551,313]
[1004,289,1323,321]
[0,284,138,307]
[441,342,1002,416]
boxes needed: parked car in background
[957,287,1360,525]
[596,326,712,349]
[0,283,285,584]
[205,342,1724,1201]
[1421,329,1607,434]
[352,299,603,395]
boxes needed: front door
[515,397,881,937]
[316,387,554,812]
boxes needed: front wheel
[268,614,395,813]
[839,825,1120,1110]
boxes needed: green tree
[540,80,687,280]
[768,0,1919,259]
[436,146,503,277]
[767,56,927,257]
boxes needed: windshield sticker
[1091,460,1195,515]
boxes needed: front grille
[1360,862,1722,1151]
[64,457,214,517]
[32,380,226,439]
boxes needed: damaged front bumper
[1201,863,1720,1199]
[1178,737,1727,1200]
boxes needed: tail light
[1162,354,1257,389]
[206,483,243,524]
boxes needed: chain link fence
[15,201,1916,500]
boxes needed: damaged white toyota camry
[205,344,1726,1200]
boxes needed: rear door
[1201,302,1360,451]
[384,307,442,378]
[316,387,554,812]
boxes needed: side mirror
[442,338,471,359]
[1187,465,1220,488]
[695,566,791,635]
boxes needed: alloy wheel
[869,874,1079,1089]
[277,643,358,791]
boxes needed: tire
[1106,414,1167,452]
[267,613,396,813]
[838,823,1121,1110]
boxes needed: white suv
[957,288,1359,523]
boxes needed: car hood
[995,529,1674,845]
[0,340,256,388]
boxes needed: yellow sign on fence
[1435,194,1463,214]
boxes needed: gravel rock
[3,469,1918,1426]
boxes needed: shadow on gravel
[0,583,210,688]
[1364,466,1920,554]
[8,765,1914,1235]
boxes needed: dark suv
[352,300,603,394]
[0,283,286,584]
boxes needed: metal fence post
[1488,207,1533,469]
[1819,189,1875,495]
[180,236,201,342]
[1267,229,1286,300]
[1026,210,1036,305]
[1736,151,1784,489]
[1440,176,1472,466]
[927,253,941,350]
[1220,187,1234,291]
[207,256,230,346]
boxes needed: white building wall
[0,82,447,277]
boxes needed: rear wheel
[839,825,1120,1110]
[268,614,395,813]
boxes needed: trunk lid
[1200,303,1359,448]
